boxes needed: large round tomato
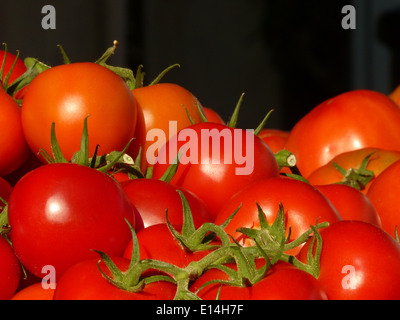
[190,261,327,300]
[21,62,137,162]
[284,90,400,177]
[0,87,30,176]
[7,163,137,279]
[11,283,55,300]
[53,256,176,300]
[121,178,214,228]
[366,159,400,237]
[129,83,205,171]
[314,184,381,227]
[298,220,400,300]
[214,177,342,256]
[0,235,21,300]
[307,147,400,194]
[152,122,280,218]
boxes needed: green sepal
[227,92,245,128]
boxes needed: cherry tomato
[284,90,400,177]
[121,178,214,228]
[314,184,381,227]
[307,148,400,194]
[129,83,205,171]
[152,122,280,218]
[0,235,21,300]
[214,177,342,256]
[366,159,400,237]
[7,163,137,279]
[21,62,137,162]
[11,282,55,300]
[298,220,400,300]
[53,256,176,300]
[190,260,328,300]
[0,87,30,176]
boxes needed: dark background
[1,0,400,130]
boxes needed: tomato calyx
[332,151,375,191]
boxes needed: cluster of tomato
[0,42,400,301]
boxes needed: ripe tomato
[121,178,214,228]
[129,83,205,171]
[298,220,400,300]
[21,62,137,162]
[258,128,289,153]
[314,184,381,227]
[307,147,400,194]
[0,87,30,176]
[11,282,55,300]
[0,49,27,86]
[53,256,176,300]
[203,107,225,124]
[123,223,215,270]
[366,159,400,237]
[152,122,280,218]
[0,235,21,300]
[190,260,327,300]
[214,177,342,256]
[7,163,137,279]
[284,90,400,177]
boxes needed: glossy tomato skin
[307,147,400,194]
[298,220,400,300]
[203,107,225,124]
[21,62,137,162]
[190,261,328,300]
[11,282,55,300]
[53,256,176,300]
[121,178,214,228]
[129,83,205,171]
[152,122,280,219]
[214,177,342,256]
[258,129,289,153]
[0,235,21,300]
[367,160,400,237]
[0,88,30,176]
[284,90,400,177]
[315,184,381,228]
[123,223,215,270]
[8,163,137,279]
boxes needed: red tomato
[123,223,215,270]
[298,220,400,300]
[121,178,214,228]
[7,163,137,279]
[0,87,30,176]
[307,148,400,194]
[314,184,381,227]
[0,235,21,300]
[53,256,176,300]
[152,122,280,218]
[203,107,225,124]
[21,62,137,162]
[0,50,27,86]
[190,261,327,300]
[129,83,205,171]
[366,159,400,237]
[284,90,400,177]
[11,282,55,300]
[258,128,289,153]
[214,177,342,256]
